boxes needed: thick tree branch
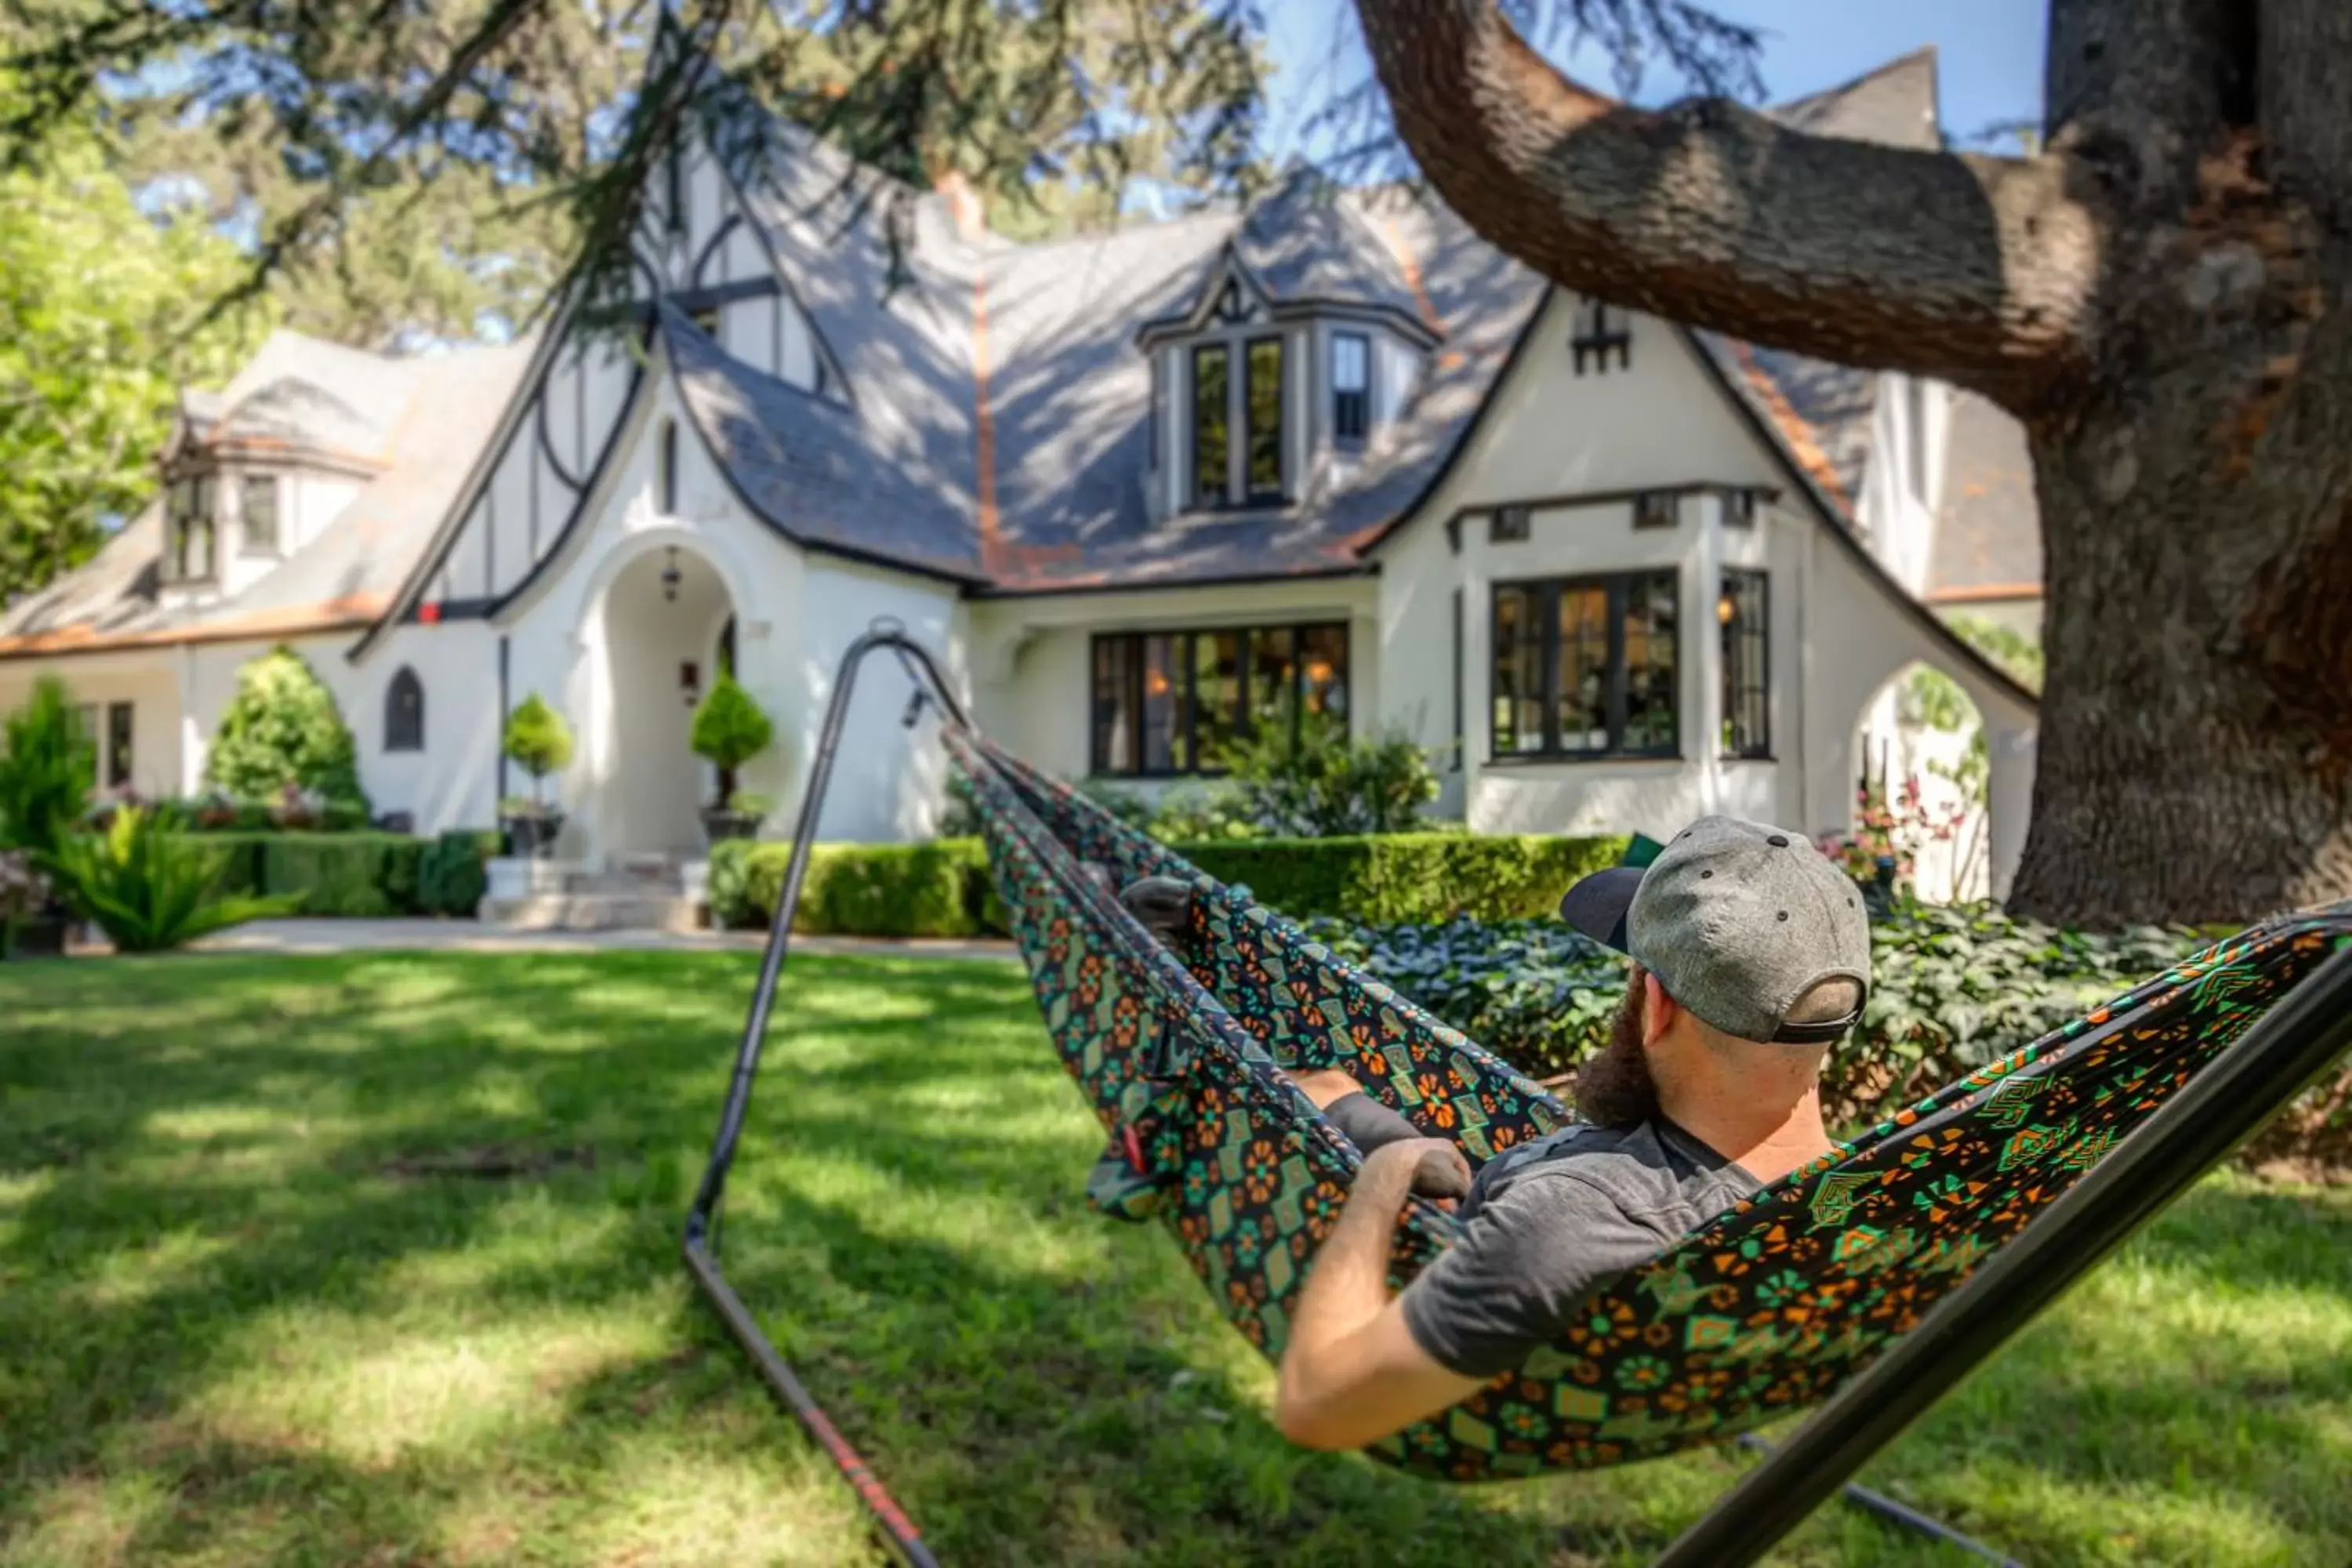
[1349,0,2110,414]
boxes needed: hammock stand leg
[683,623,966,1568]
[1656,944,2352,1568]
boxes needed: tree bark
[1352,0,2352,927]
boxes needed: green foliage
[1136,782,1264,842]
[689,674,774,805]
[1309,904,2208,1128]
[1947,613,2046,694]
[1218,713,1442,837]
[713,831,1621,934]
[0,111,267,600]
[1183,833,1625,924]
[710,837,990,937]
[502,695,575,801]
[0,677,95,855]
[46,805,297,952]
[191,830,429,916]
[1898,665,1975,733]
[417,829,498,917]
[204,647,369,813]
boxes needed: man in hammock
[1267,815,1872,1451]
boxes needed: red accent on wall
[418,602,442,625]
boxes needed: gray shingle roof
[1929,390,2042,597]
[665,303,985,583]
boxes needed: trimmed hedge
[186,829,496,917]
[709,831,1625,935]
[1179,833,1626,924]
[712,838,993,937]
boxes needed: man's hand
[1387,1136,1472,1202]
[1272,1137,1484,1450]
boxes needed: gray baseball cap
[1556,815,1871,1044]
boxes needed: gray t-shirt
[1399,1118,1759,1378]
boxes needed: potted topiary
[690,674,775,844]
[500,694,575,859]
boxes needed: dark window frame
[1243,334,1286,503]
[1090,620,1350,779]
[240,473,281,554]
[1722,488,1755,528]
[1147,355,1163,472]
[1719,568,1771,759]
[1632,490,1677,530]
[1330,330,1370,445]
[386,667,426,753]
[1487,571,1682,762]
[1449,587,1464,773]
[105,702,134,789]
[659,419,679,513]
[1189,342,1231,510]
[1490,504,1532,543]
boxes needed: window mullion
[1607,580,1629,751]
[1541,584,1561,755]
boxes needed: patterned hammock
[946,726,2352,1482]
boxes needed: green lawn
[2,950,2347,1567]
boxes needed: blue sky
[1261,1,2049,162]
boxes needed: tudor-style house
[0,47,2042,902]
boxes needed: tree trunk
[2010,166,2352,924]
[1350,0,2352,927]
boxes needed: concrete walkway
[185,917,1018,962]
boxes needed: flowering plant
[1817,776,1973,901]
[270,782,328,829]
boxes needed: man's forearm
[1280,1152,1417,1395]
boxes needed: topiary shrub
[1218,712,1441,837]
[205,646,369,815]
[1181,832,1626,924]
[690,674,775,811]
[501,693,574,818]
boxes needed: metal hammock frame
[683,626,2352,1568]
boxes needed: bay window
[1490,572,1679,759]
[1091,621,1349,777]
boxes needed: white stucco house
[0,48,2042,900]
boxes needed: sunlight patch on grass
[0,1471,175,1568]
[189,1309,666,1468]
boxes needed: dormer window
[164,475,217,583]
[241,474,281,554]
[1331,332,1370,446]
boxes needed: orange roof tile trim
[1926,581,2040,604]
[1726,340,1856,514]
[0,593,389,661]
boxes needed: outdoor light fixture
[662,546,682,604]
[1718,591,1737,626]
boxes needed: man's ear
[1641,970,1678,1051]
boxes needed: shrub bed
[709,831,1624,935]
[1303,904,2352,1170]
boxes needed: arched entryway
[1853,661,1992,903]
[596,541,737,859]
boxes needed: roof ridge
[1767,44,1940,118]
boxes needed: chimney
[934,170,988,242]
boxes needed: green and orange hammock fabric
[942,724,2352,1481]
[684,631,2352,1568]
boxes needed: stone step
[479,893,705,934]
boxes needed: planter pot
[2,916,69,960]
[485,856,578,901]
[699,808,761,845]
[502,811,568,860]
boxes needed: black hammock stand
[677,630,2352,1568]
